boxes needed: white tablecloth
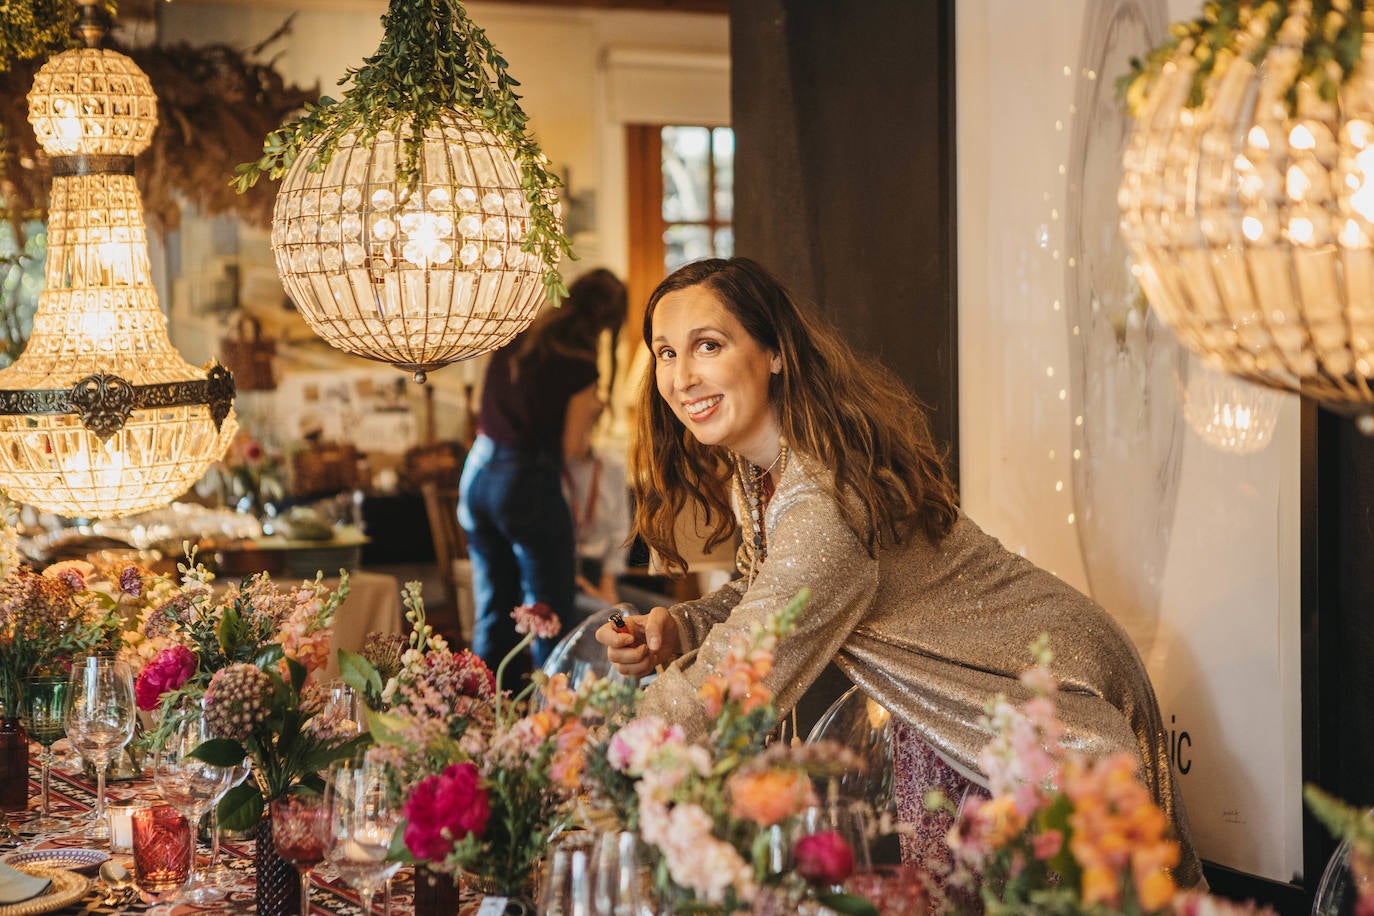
[324,569,402,678]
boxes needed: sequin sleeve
[667,577,747,652]
[639,480,876,736]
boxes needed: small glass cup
[132,804,192,897]
[539,832,596,915]
[108,801,152,855]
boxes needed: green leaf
[339,649,384,699]
[188,738,248,767]
[387,818,415,863]
[217,780,264,833]
[817,892,879,916]
[284,656,308,696]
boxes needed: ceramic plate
[0,865,90,916]
[1,848,108,875]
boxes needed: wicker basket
[290,443,363,497]
[220,313,277,391]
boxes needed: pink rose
[134,645,198,710]
[403,763,490,862]
[793,830,855,886]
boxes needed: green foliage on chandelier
[1118,0,1366,116]
[233,0,571,300]
[0,0,116,71]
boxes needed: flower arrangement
[940,636,1275,916]
[347,587,593,896]
[593,589,874,915]
[0,559,123,716]
[1304,784,1374,916]
[207,431,286,515]
[123,553,362,829]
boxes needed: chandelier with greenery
[236,0,572,382]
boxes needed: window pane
[712,128,734,222]
[664,224,712,273]
[713,226,734,260]
[662,126,711,222]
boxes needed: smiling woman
[597,256,1205,895]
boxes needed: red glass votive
[132,804,191,894]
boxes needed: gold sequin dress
[637,453,1203,887]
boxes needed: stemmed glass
[325,758,402,916]
[19,676,70,830]
[271,794,332,916]
[64,657,135,840]
[153,715,233,904]
[205,756,252,886]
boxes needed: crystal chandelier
[271,115,549,381]
[1119,4,1374,424]
[1179,361,1285,455]
[246,0,569,383]
[0,5,236,518]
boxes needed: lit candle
[107,801,150,854]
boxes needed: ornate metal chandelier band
[0,364,236,441]
[50,154,135,177]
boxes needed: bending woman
[596,257,1201,887]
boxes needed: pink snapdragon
[793,831,855,886]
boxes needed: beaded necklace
[737,443,788,583]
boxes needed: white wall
[957,0,1303,884]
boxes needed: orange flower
[1081,865,1120,908]
[1135,868,1176,912]
[700,675,726,717]
[727,767,816,827]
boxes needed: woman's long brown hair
[632,257,959,576]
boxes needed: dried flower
[134,645,197,711]
[360,630,406,682]
[204,663,272,741]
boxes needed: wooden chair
[420,480,474,647]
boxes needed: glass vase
[255,814,302,916]
[0,717,28,811]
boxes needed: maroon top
[477,339,598,457]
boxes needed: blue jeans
[458,435,577,674]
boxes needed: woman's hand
[595,606,682,677]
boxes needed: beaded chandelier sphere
[1120,5,1374,422]
[0,43,237,518]
[270,113,551,381]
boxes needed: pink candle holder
[132,804,192,896]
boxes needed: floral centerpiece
[592,589,875,915]
[0,560,123,715]
[940,636,1275,916]
[348,588,592,899]
[206,431,286,516]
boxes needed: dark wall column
[730,0,959,471]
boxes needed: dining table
[4,747,487,915]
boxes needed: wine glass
[19,676,69,830]
[64,657,135,840]
[205,756,252,886]
[325,758,402,916]
[271,794,332,916]
[153,715,233,904]
[318,683,365,738]
[539,831,595,915]
[590,830,650,916]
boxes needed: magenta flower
[793,830,855,886]
[511,602,560,640]
[134,645,198,711]
[403,763,490,862]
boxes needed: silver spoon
[97,860,144,907]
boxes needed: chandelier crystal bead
[1119,6,1374,417]
[0,42,237,518]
